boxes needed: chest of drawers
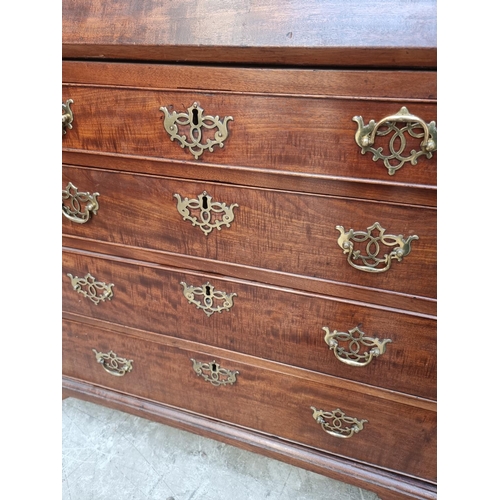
[62,2,437,498]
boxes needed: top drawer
[62,62,437,195]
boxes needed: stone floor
[62,397,380,500]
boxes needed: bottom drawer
[63,318,436,482]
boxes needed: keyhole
[202,195,208,210]
[205,285,211,296]
[192,108,199,126]
[211,363,217,372]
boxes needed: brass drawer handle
[160,101,233,159]
[353,106,437,175]
[62,182,100,224]
[93,349,133,376]
[62,99,74,135]
[191,359,239,386]
[310,407,367,439]
[67,272,114,305]
[322,326,391,367]
[336,222,418,273]
[174,191,238,235]
[180,281,236,317]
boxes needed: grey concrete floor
[62,398,380,500]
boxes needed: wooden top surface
[62,0,437,68]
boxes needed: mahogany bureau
[62,2,437,499]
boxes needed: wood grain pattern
[63,377,437,500]
[62,318,437,481]
[62,62,437,100]
[62,151,437,208]
[63,166,437,300]
[62,249,436,399]
[61,85,437,188]
[62,3,437,496]
[62,0,436,68]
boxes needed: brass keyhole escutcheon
[160,101,233,159]
[191,359,239,386]
[174,191,238,236]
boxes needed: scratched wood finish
[61,85,437,188]
[63,166,437,300]
[62,0,437,68]
[62,250,436,399]
[62,318,437,482]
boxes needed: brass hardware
[160,101,233,159]
[336,222,418,273]
[310,407,367,439]
[67,273,114,305]
[190,359,239,386]
[62,182,100,224]
[93,349,133,376]
[174,191,238,236]
[353,106,437,175]
[322,326,391,367]
[62,99,74,135]
[180,281,236,317]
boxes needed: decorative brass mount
[62,99,74,135]
[322,326,391,367]
[62,182,100,224]
[67,273,114,305]
[353,106,437,175]
[160,101,233,159]
[174,191,238,235]
[180,281,236,317]
[336,222,419,273]
[190,359,239,386]
[310,407,367,439]
[93,349,133,376]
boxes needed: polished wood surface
[63,62,438,100]
[63,378,438,500]
[62,81,437,188]
[63,249,436,399]
[63,318,436,481]
[63,166,437,301]
[62,3,437,498]
[62,0,436,68]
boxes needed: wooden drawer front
[63,166,436,300]
[61,83,436,187]
[63,318,436,482]
[62,251,436,399]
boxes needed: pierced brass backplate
[353,106,437,175]
[180,281,236,317]
[160,101,233,159]
[62,182,100,224]
[191,359,239,386]
[93,349,133,376]
[67,273,114,305]
[336,222,419,273]
[62,99,74,135]
[322,326,391,367]
[174,191,238,235]
[310,406,367,439]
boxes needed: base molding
[63,377,436,500]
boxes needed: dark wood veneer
[63,165,437,301]
[61,84,436,187]
[62,2,437,498]
[63,249,436,399]
[63,318,436,482]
